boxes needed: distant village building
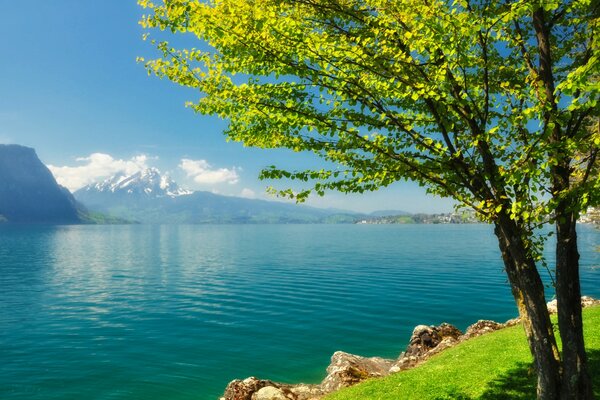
[579,207,600,225]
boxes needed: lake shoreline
[220,297,600,400]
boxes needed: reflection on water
[1,224,599,400]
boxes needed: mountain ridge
[0,144,82,223]
[74,168,358,224]
[80,167,192,198]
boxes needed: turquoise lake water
[1,224,599,399]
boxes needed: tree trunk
[555,210,594,399]
[532,4,595,394]
[494,218,561,399]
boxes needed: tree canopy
[140,0,598,227]
[139,1,599,398]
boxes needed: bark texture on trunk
[494,219,561,400]
[532,6,594,398]
[555,212,594,399]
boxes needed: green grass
[78,210,133,224]
[326,306,600,400]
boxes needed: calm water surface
[1,224,599,399]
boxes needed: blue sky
[0,0,454,213]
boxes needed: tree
[138,0,599,398]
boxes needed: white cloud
[48,153,151,191]
[240,188,256,199]
[179,158,239,185]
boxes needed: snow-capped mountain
[79,168,192,198]
[73,168,359,224]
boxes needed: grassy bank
[326,306,600,400]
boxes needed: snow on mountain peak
[83,168,191,198]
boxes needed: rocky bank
[220,296,600,400]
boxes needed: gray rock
[320,351,394,392]
[464,320,504,339]
[547,299,558,314]
[546,296,600,314]
[582,296,600,308]
[390,323,462,372]
[406,323,461,356]
[221,377,323,400]
[288,384,324,400]
[252,386,288,400]
[437,323,463,340]
[504,317,521,327]
[221,377,278,400]
[403,324,441,357]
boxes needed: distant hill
[74,168,358,224]
[357,211,479,225]
[0,144,82,223]
[369,209,411,217]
